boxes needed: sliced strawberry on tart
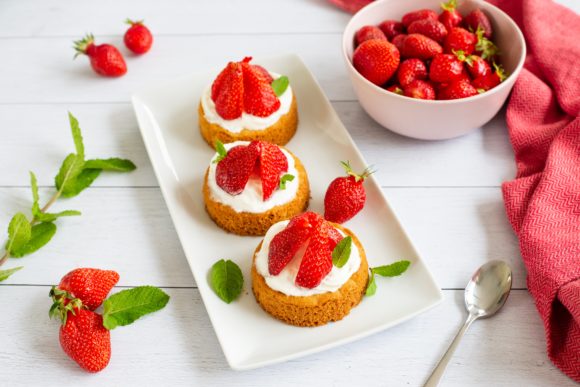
[199,57,298,148]
[252,211,369,327]
[203,140,309,236]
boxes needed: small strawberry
[355,26,387,46]
[401,33,443,60]
[472,62,507,91]
[429,53,464,83]
[212,61,244,119]
[464,8,493,39]
[392,34,407,52]
[58,268,119,310]
[249,141,289,200]
[123,19,153,54]
[397,58,428,87]
[386,84,404,95]
[461,53,491,79]
[474,27,499,60]
[444,27,477,55]
[407,19,448,44]
[404,80,436,100]
[438,78,479,99]
[215,144,259,195]
[73,34,127,77]
[242,59,280,117]
[402,9,438,28]
[439,0,463,31]
[353,39,400,85]
[324,161,372,224]
[295,220,333,289]
[378,20,405,40]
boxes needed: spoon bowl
[465,260,513,318]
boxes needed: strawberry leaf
[279,174,295,190]
[332,236,352,268]
[209,259,243,304]
[103,286,170,330]
[0,266,23,282]
[10,222,57,258]
[84,158,137,172]
[271,76,289,97]
[6,213,31,255]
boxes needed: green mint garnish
[10,222,57,258]
[279,174,295,190]
[365,260,411,297]
[103,286,170,330]
[6,213,31,255]
[332,236,352,268]
[213,140,228,163]
[84,158,137,172]
[0,266,23,281]
[271,76,289,97]
[209,259,243,304]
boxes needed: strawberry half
[295,219,333,289]
[212,62,244,120]
[215,145,259,195]
[241,60,280,117]
[250,141,289,200]
[268,219,313,275]
[58,268,119,310]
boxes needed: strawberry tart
[199,57,298,147]
[203,140,309,236]
[251,212,369,327]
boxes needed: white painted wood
[0,103,515,187]
[0,287,574,387]
[0,186,525,289]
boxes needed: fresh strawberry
[439,0,463,31]
[324,161,372,224]
[241,60,280,117]
[464,8,493,39]
[397,58,428,87]
[215,145,259,195]
[353,39,400,85]
[386,84,404,95]
[295,220,333,289]
[404,80,436,100]
[251,64,274,83]
[438,78,479,99]
[212,62,244,119]
[58,309,111,373]
[401,33,442,60]
[444,27,477,55]
[392,34,407,52]
[407,19,448,43]
[123,19,153,54]
[402,9,438,28]
[73,34,127,77]
[462,54,491,78]
[472,63,506,91]
[268,220,312,275]
[429,53,464,83]
[250,141,288,200]
[58,268,119,310]
[474,27,499,60]
[378,20,405,40]
[355,26,387,46]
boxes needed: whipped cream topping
[201,72,293,133]
[255,220,362,296]
[207,141,300,213]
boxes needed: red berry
[472,63,507,91]
[73,34,127,77]
[465,55,491,79]
[58,268,119,310]
[404,80,436,100]
[215,145,259,195]
[392,34,407,52]
[444,27,477,55]
[386,84,404,95]
[212,62,244,120]
[295,219,333,289]
[401,33,443,60]
[402,9,438,28]
[353,39,400,85]
[268,219,312,275]
[407,19,448,44]
[429,53,464,83]
[355,25,387,47]
[439,78,479,99]
[397,58,428,87]
[439,0,463,31]
[249,141,289,200]
[378,20,405,40]
[242,60,280,117]
[464,8,493,39]
[123,19,153,54]
[324,161,371,224]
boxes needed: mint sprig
[332,236,352,268]
[365,260,411,296]
[103,286,170,330]
[271,76,289,97]
[0,112,136,281]
[209,259,243,304]
[279,174,295,190]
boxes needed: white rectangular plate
[132,54,443,370]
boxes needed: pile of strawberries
[352,1,506,100]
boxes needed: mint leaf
[35,210,81,223]
[332,236,352,268]
[68,112,85,159]
[84,158,137,172]
[11,222,57,258]
[30,171,40,214]
[6,213,31,254]
[372,260,411,277]
[0,266,23,282]
[271,76,289,97]
[60,168,101,198]
[365,272,377,296]
[102,286,170,330]
[279,174,295,190]
[209,259,243,304]
[213,140,227,163]
[55,153,85,194]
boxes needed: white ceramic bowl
[342,0,526,140]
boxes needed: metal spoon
[424,260,512,387]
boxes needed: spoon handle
[423,314,477,387]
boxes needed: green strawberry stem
[125,18,144,26]
[441,0,457,11]
[340,161,374,182]
[49,286,85,325]
[73,33,95,59]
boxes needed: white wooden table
[1,1,578,385]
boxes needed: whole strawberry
[404,80,436,100]
[353,39,400,85]
[73,34,127,77]
[397,58,428,87]
[444,27,477,55]
[58,268,119,310]
[124,19,153,54]
[472,63,507,91]
[402,9,438,28]
[463,54,491,78]
[324,161,373,224]
[439,78,479,99]
[378,20,404,40]
[439,0,462,31]
[464,9,493,39]
[407,19,448,44]
[355,25,387,46]
[429,53,464,83]
[401,33,442,60]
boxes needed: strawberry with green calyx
[353,39,400,86]
[464,8,493,39]
[324,161,374,224]
[429,53,465,83]
[124,19,153,54]
[73,34,127,77]
[444,27,477,55]
[454,51,492,79]
[58,268,119,310]
[472,62,507,91]
[474,26,499,60]
[439,0,462,31]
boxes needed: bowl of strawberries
[342,0,525,140]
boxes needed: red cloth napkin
[328,0,580,381]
